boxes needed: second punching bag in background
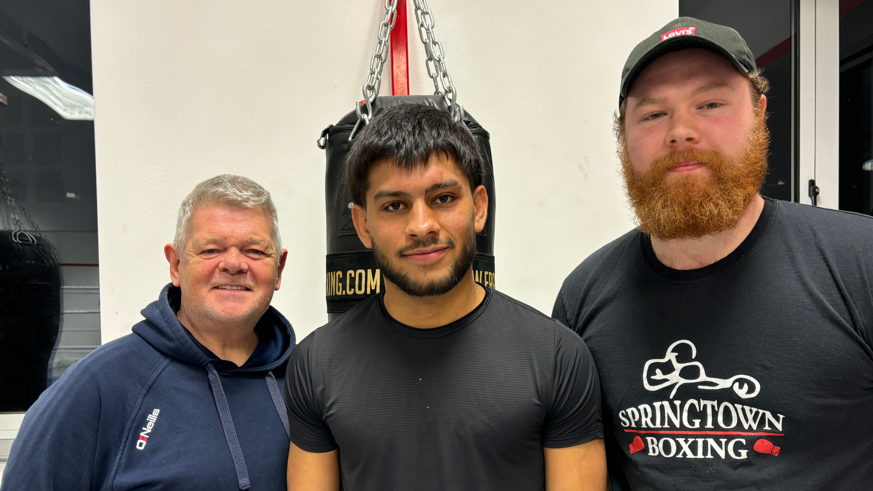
[320,96,496,319]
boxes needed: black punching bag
[320,96,496,318]
[0,135,62,411]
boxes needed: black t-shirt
[553,198,873,490]
[285,287,603,490]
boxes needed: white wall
[91,0,678,343]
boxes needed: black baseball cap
[619,17,756,106]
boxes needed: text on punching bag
[326,268,495,296]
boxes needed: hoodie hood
[133,283,295,373]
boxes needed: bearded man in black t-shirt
[554,17,873,491]
[285,104,606,491]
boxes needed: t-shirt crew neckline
[639,197,779,283]
[377,286,493,338]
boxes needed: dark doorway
[680,0,799,202]
[839,0,873,215]
[0,0,99,414]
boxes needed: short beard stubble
[618,115,770,241]
[374,231,475,298]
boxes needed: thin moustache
[397,239,454,257]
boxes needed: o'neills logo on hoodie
[135,409,161,450]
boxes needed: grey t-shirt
[285,288,603,490]
[554,198,873,490]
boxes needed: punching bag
[0,134,62,411]
[320,0,495,318]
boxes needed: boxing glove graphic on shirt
[618,340,784,462]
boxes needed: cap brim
[620,37,750,104]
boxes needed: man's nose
[665,109,700,149]
[405,201,440,238]
[219,248,249,274]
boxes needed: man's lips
[402,246,449,264]
[669,161,705,173]
[213,285,251,291]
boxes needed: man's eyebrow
[191,236,221,248]
[372,189,411,201]
[631,83,731,112]
[693,82,729,95]
[191,236,272,249]
[633,96,665,111]
[245,238,273,248]
[372,180,461,201]
[425,179,460,195]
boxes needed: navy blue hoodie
[1,284,296,490]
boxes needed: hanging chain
[363,0,399,105]
[351,0,462,140]
[411,0,462,122]
[351,0,399,140]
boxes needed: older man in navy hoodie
[2,175,296,490]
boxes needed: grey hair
[174,174,282,254]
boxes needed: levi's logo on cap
[660,27,696,41]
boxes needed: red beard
[619,118,770,240]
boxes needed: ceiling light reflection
[3,75,93,121]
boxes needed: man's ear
[351,203,373,249]
[275,248,288,291]
[472,185,488,234]
[164,244,182,287]
[758,95,768,117]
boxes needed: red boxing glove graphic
[629,436,645,454]
[753,439,781,456]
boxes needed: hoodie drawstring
[205,364,291,490]
[206,363,252,490]
[265,371,291,438]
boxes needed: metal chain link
[351,0,462,140]
[411,0,462,122]
[351,0,399,140]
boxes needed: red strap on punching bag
[390,0,409,96]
